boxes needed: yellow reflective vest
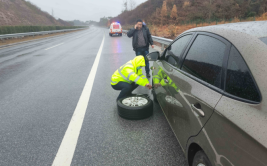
[152,68,180,92]
[111,56,149,86]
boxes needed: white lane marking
[45,43,64,50]
[52,35,105,166]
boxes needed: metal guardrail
[122,30,173,51]
[0,28,88,40]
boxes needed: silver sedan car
[147,21,267,166]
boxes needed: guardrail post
[161,43,164,51]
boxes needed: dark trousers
[135,47,149,73]
[111,82,139,101]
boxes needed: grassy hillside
[111,0,267,25]
[0,0,71,26]
[147,13,267,39]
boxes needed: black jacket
[127,26,153,51]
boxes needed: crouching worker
[111,56,152,101]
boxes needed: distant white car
[109,22,122,37]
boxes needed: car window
[166,55,178,66]
[260,37,267,45]
[164,35,192,66]
[226,46,260,102]
[181,35,226,88]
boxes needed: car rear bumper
[110,32,122,34]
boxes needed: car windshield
[260,37,267,45]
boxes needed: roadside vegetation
[122,12,267,39]
[112,0,267,25]
[107,0,267,39]
[0,26,85,35]
[0,0,71,26]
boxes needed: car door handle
[191,104,205,117]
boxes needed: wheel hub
[122,96,148,107]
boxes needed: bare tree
[161,0,167,25]
[129,0,137,11]
[209,0,212,20]
[122,0,128,13]
[170,4,178,20]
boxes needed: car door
[201,45,267,166]
[166,33,231,150]
[152,34,194,119]
[152,61,172,117]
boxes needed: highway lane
[0,27,102,165]
[0,26,188,165]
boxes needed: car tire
[117,94,153,120]
[109,33,112,37]
[192,150,212,166]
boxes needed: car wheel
[109,34,112,37]
[117,94,153,120]
[192,150,212,166]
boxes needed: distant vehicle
[109,22,122,37]
[146,21,267,166]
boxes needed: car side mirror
[146,51,159,61]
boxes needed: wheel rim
[197,163,206,166]
[122,96,148,107]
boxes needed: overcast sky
[27,0,147,22]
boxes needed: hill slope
[0,0,70,26]
[111,0,267,25]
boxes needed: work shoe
[146,73,151,78]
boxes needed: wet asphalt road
[0,27,188,166]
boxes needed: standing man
[127,19,154,78]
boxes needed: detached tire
[192,150,212,166]
[117,94,153,120]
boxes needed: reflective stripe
[117,63,134,83]
[111,80,117,84]
[119,64,126,70]
[127,72,135,80]
[134,76,141,83]
[118,69,130,83]
[153,77,160,80]
[153,76,161,80]
[153,76,160,78]
[118,63,133,73]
